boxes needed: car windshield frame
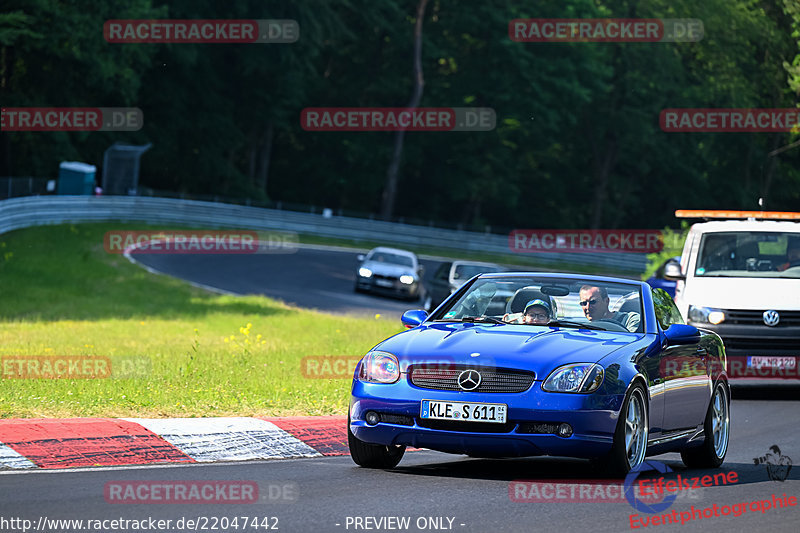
[453,264,501,280]
[366,251,415,268]
[428,275,645,333]
[694,231,800,278]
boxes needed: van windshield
[695,232,800,278]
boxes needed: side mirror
[401,309,428,328]
[663,262,685,281]
[664,323,700,346]
[357,254,365,261]
[417,265,425,276]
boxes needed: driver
[579,285,640,332]
[777,239,800,272]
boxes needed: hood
[683,276,800,310]
[362,260,414,277]
[376,322,644,378]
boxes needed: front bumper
[350,379,624,458]
[356,275,419,297]
[690,321,800,380]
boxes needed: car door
[654,288,711,431]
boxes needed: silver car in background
[354,247,423,300]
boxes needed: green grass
[0,223,402,418]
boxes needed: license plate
[375,279,394,287]
[747,356,796,369]
[420,400,507,423]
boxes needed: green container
[57,161,96,195]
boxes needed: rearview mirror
[664,323,700,345]
[401,309,428,328]
[663,262,685,281]
[541,285,570,297]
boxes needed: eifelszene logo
[624,461,678,513]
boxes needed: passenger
[522,299,552,325]
[578,285,640,332]
[777,239,800,271]
[503,299,553,325]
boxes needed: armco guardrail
[0,196,647,274]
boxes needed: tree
[380,0,429,219]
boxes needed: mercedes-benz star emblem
[763,310,780,327]
[457,369,481,391]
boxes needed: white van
[668,210,800,380]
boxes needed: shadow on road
[731,385,800,401]
[390,455,796,486]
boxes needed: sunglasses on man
[579,298,600,307]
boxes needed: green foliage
[642,222,690,280]
[2,0,800,229]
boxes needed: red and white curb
[0,416,348,470]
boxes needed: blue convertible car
[348,273,730,475]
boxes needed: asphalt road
[128,245,445,317]
[1,397,798,533]
[3,245,796,532]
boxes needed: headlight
[399,274,415,285]
[543,363,604,393]
[688,305,725,325]
[358,267,373,278]
[357,351,400,383]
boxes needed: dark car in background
[355,247,424,300]
[646,256,681,298]
[423,261,505,311]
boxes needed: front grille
[723,309,800,327]
[722,336,800,352]
[417,418,516,433]
[408,366,535,393]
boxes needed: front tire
[347,418,406,468]
[605,383,649,477]
[681,381,729,469]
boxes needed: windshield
[434,276,643,333]
[453,264,502,280]
[695,232,800,278]
[367,251,414,267]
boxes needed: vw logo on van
[763,310,780,327]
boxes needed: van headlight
[543,364,604,393]
[399,275,415,285]
[358,267,373,278]
[357,351,400,383]
[688,305,725,325]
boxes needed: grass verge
[0,223,402,418]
